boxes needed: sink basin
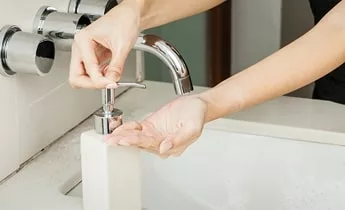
[67,127,345,210]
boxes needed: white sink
[68,127,345,210]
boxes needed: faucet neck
[134,34,193,95]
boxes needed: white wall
[231,0,282,75]
[281,0,314,98]
[231,0,314,98]
[0,0,141,180]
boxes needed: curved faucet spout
[134,34,193,95]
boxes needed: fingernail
[106,83,118,88]
[159,140,173,154]
[118,140,130,146]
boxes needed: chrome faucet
[134,34,193,95]
[67,0,194,94]
[33,5,193,95]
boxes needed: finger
[129,134,160,150]
[96,47,112,66]
[106,129,141,144]
[166,145,189,157]
[106,130,145,145]
[171,150,184,157]
[159,139,173,154]
[106,121,142,141]
[69,43,94,89]
[113,121,142,132]
[105,45,131,82]
[75,34,114,88]
[110,131,162,151]
[159,123,200,155]
[69,75,99,89]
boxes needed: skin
[70,0,345,157]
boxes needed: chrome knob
[0,25,55,77]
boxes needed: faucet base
[0,25,18,77]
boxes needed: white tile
[15,52,71,106]
[0,0,73,181]
[0,77,19,181]
[19,82,101,162]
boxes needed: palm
[143,96,205,138]
[108,95,208,157]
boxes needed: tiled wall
[0,0,142,181]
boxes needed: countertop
[0,80,345,210]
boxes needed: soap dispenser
[82,82,145,210]
[94,82,146,135]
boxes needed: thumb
[105,47,130,82]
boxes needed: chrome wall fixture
[0,25,55,77]
[33,6,92,51]
[68,0,120,21]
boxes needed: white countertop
[1,80,345,210]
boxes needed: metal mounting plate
[0,25,20,77]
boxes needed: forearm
[123,0,225,30]
[200,1,345,122]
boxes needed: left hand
[105,94,208,157]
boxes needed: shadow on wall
[231,0,315,99]
[281,0,315,98]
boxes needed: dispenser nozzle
[94,82,146,135]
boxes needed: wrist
[196,91,219,123]
[197,86,245,123]
[119,0,147,31]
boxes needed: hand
[105,95,208,157]
[69,1,142,89]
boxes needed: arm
[199,1,345,122]
[126,0,226,30]
[69,0,225,88]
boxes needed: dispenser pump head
[94,82,146,135]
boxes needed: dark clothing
[308,0,345,104]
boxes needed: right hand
[69,1,142,89]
